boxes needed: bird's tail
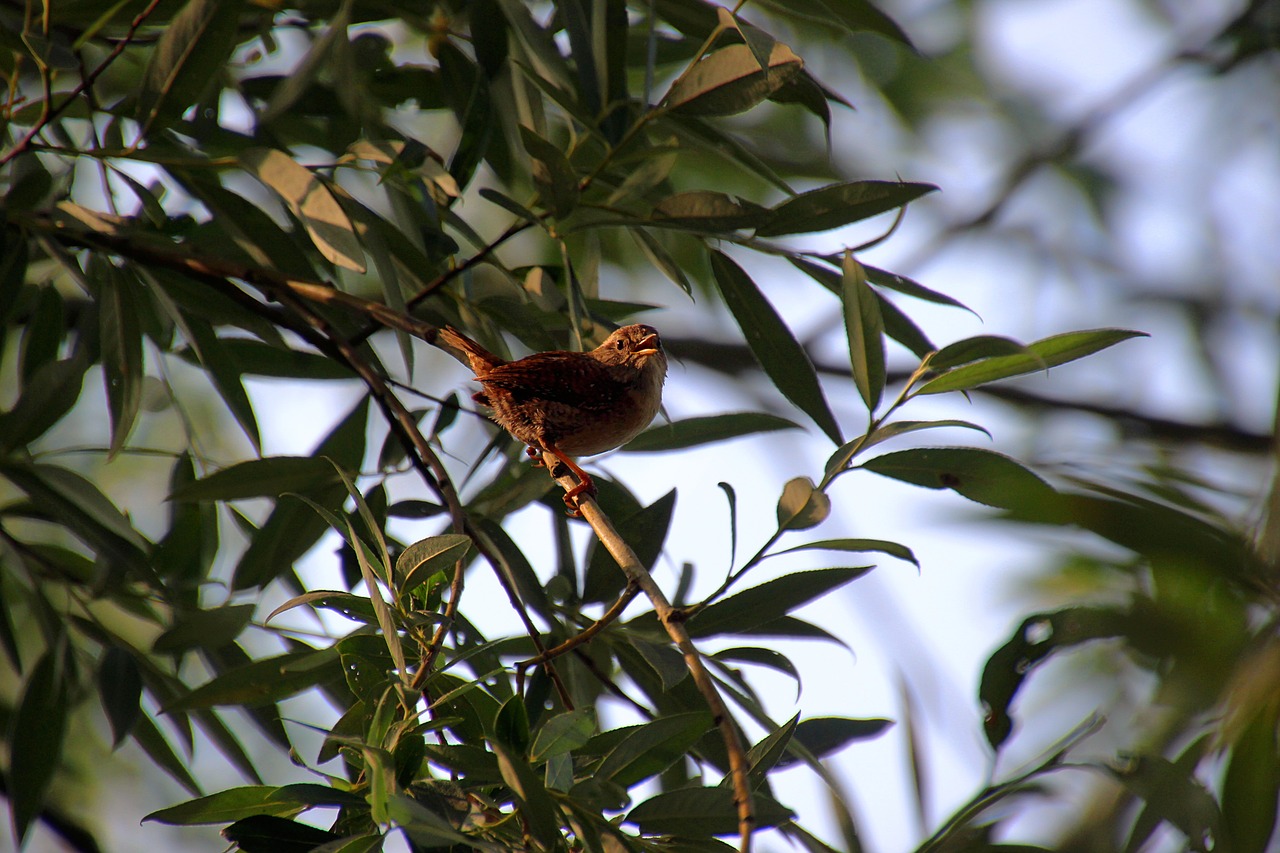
[435,326,503,374]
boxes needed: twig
[547,458,756,853]
[1,0,166,167]
[516,582,641,669]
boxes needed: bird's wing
[479,353,631,411]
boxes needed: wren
[437,324,667,513]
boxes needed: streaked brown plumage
[437,324,667,513]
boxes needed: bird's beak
[634,332,661,357]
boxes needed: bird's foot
[561,477,598,518]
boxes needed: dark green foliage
[0,2,1266,853]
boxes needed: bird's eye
[615,339,625,350]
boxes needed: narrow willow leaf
[130,713,201,795]
[863,263,973,311]
[168,457,341,502]
[758,181,937,237]
[928,335,1033,371]
[650,190,768,231]
[96,262,144,458]
[10,646,70,845]
[152,604,256,654]
[711,251,842,444]
[222,816,341,850]
[492,742,561,849]
[1108,755,1223,849]
[842,252,885,411]
[717,7,776,70]
[596,712,714,788]
[144,786,287,825]
[583,490,676,604]
[630,228,693,296]
[712,648,802,703]
[776,476,831,532]
[345,517,407,680]
[719,481,738,571]
[773,537,918,568]
[241,148,366,272]
[860,447,1056,509]
[627,786,794,836]
[625,412,801,452]
[823,418,993,479]
[919,328,1147,395]
[665,42,802,116]
[979,607,1127,749]
[739,713,800,788]
[477,187,541,225]
[265,591,376,624]
[136,0,246,130]
[529,710,596,763]
[162,649,339,712]
[689,567,870,638]
[99,645,143,747]
[395,534,472,598]
[775,717,894,768]
[519,126,578,218]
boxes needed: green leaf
[666,43,803,116]
[689,567,870,638]
[520,126,579,218]
[232,398,369,590]
[596,712,714,788]
[95,261,145,457]
[928,335,1032,371]
[979,607,1128,749]
[98,645,144,747]
[168,457,343,503]
[144,786,291,825]
[494,694,531,755]
[860,447,1056,509]
[625,412,802,452]
[862,263,972,311]
[824,419,993,480]
[1108,754,1222,852]
[650,190,769,232]
[0,353,89,455]
[177,338,354,380]
[492,741,562,849]
[162,649,340,712]
[264,591,376,625]
[1222,711,1280,853]
[130,712,201,795]
[584,489,676,604]
[630,228,694,296]
[385,792,472,847]
[136,0,247,131]
[627,786,794,836]
[776,717,893,768]
[841,252,885,411]
[712,648,802,702]
[773,537,918,567]
[758,181,937,237]
[530,710,596,763]
[0,461,152,571]
[241,148,366,272]
[222,815,342,852]
[152,604,256,654]
[9,645,71,845]
[918,328,1147,395]
[776,476,831,531]
[710,251,842,444]
[740,713,799,788]
[394,534,471,598]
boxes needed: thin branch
[516,582,641,669]
[547,458,756,853]
[0,0,166,167]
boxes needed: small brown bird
[437,324,667,513]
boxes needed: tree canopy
[1,1,1277,852]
